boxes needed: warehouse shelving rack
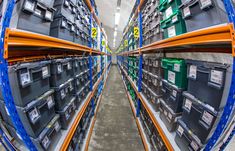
[0,0,111,151]
[117,0,235,150]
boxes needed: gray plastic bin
[0,90,55,138]
[0,60,51,107]
[38,0,55,7]
[73,57,82,77]
[53,0,76,22]
[10,0,55,35]
[180,0,228,32]
[175,119,202,151]
[57,97,76,129]
[54,78,74,111]
[5,114,61,151]
[50,58,74,87]
[50,15,75,42]
[186,59,230,111]
[181,92,221,144]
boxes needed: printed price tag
[168,26,176,38]
[134,27,140,38]
[177,125,184,137]
[210,70,223,85]
[190,141,199,151]
[165,6,173,19]
[57,64,62,73]
[47,96,54,109]
[184,99,192,111]
[174,64,180,72]
[20,71,31,86]
[189,65,197,79]
[42,66,49,78]
[200,0,212,8]
[92,27,97,38]
[168,70,176,84]
[201,111,214,126]
[183,7,191,17]
[29,108,40,123]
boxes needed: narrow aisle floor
[88,65,144,151]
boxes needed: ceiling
[95,0,136,51]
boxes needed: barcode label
[168,26,176,38]
[210,70,223,85]
[183,6,191,17]
[201,111,214,126]
[184,99,192,111]
[165,6,173,19]
[29,108,40,123]
[177,125,184,137]
[42,66,49,78]
[168,70,176,84]
[174,64,180,72]
[42,136,50,149]
[189,65,197,79]
[20,71,31,86]
[172,15,178,23]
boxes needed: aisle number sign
[124,40,128,47]
[92,28,97,38]
[102,39,105,46]
[134,27,139,38]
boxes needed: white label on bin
[42,66,49,78]
[62,20,66,28]
[189,65,197,79]
[57,64,62,73]
[168,113,172,120]
[201,111,214,126]
[45,10,52,20]
[172,15,178,23]
[153,79,157,86]
[65,111,70,120]
[42,136,50,149]
[76,79,80,86]
[200,0,212,8]
[168,70,175,84]
[75,61,78,67]
[210,70,223,85]
[67,62,72,70]
[35,8,42,16]
[69,82,73,91]
[174,64,180,72]
[165,6,173,19]
[5,106,10,115]
[160,81,163,86]
[191,141,199,151]
[172,90,177,97]
[61,89,65,99]
[20,71,31,86]
[47,96,54,109]
[177,125,184,137]
[164,110,168,116]
[54,121,60,132]
[184,99,192,111]
[153,61,158,67]
[24,1,34,11]
[183,7,191,17]
[64,0,69,7]
[29,108,40,123]
[168,26,176,38]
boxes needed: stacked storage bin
[142,0,163,45]
[10,0,55,35]
[175,60,230,150]
[128,56,139,86]
[0,60,61,150]
[142,55,163,111]
[159,0,186,38]
[160,58,187,132]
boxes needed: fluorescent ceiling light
[114,31,117,37]
[115,12,120,25]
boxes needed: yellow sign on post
[92,28,97,38]
[124,40,128,47]
[102,39,105,46]
[134,27,139,38]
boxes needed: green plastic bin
[161,11,186,39]
[159,0,182,13]
[161,58,187,88]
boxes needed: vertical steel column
[204,1,235,150]
[136,0,143,117]
[0,128,15,151]
[0,0,37,150]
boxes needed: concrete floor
[88,65,144,151]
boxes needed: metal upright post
[136,0,143,117]
[204,0,235,150]
[0,0,37,150]
[0,128,15,151]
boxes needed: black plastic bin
[0,90,55,138]
[148,73,162,96]
[0,60,51,107]
[148,57,163,76]
[73,57,82,77]
[50,58,74,87]
[180,0,228,32]
[50,16,75,42]
[5,115,62,151]
[57,97,76,129]
[54,78,74,111]
[161,79,184,113]
[159,99,182,132]
[10,0,55,35]
[175,119,202,151]
[181,92,221,144]
[186,59,230,111]
[53,0,76,22]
